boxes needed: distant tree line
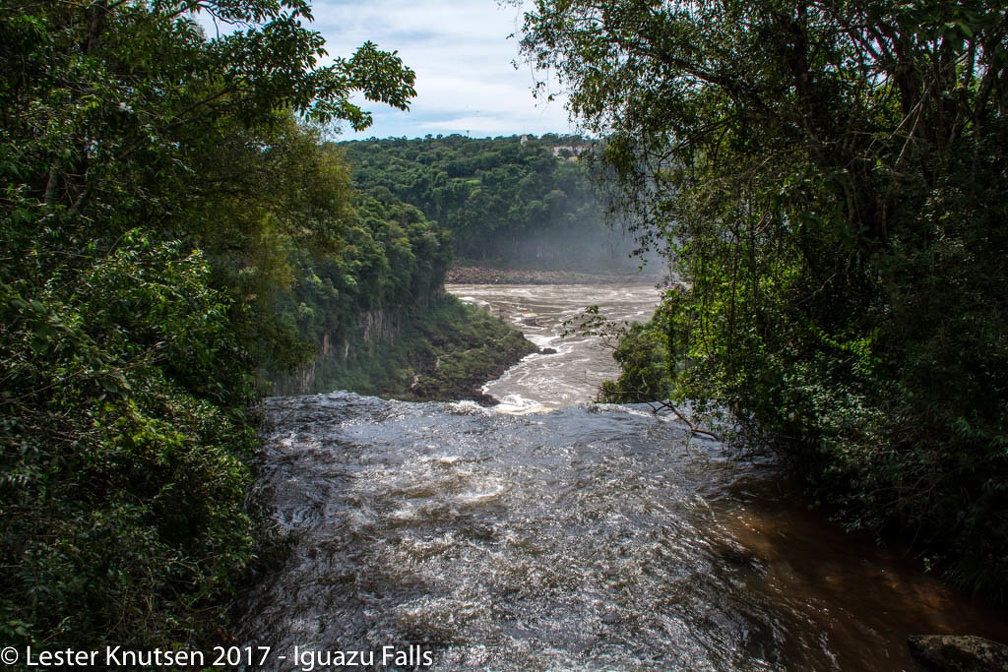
[339,134,644,270]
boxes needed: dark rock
[540,347,558,355]
[471,391,500,407]
[907,634,1008,671]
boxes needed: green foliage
[1,0,416,650]
[268,190,535,400]
[294,294,536,401]
[1,234,256,648]
[522,0,1008,599]
[597,305,674,404]
[274,190,451,354]
[339,134,642,269]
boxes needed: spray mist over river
[236,284,1007,671]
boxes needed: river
[449,284,660,410]
[236,284,1007,671]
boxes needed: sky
[304,0,575,139]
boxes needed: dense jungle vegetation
[340,134,644,269]
[522,0,1008,600]
[0,0,518,651]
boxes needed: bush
[0,235,256,649]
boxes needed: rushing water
[236,285,1007,671]
[448,284,661,411]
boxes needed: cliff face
[272,306,405,397]
[359,308,401,345]
[269,295,535,401]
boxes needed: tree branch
[649,399,723,442]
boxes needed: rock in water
[907,634,1008,671]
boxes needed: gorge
[235,284,1008,671]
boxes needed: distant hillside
[338,134,643,271]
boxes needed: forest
[525,0,1008,601]
[0,0,529,651]
[4,0,1007,657]
[340,134,644,270]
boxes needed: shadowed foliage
[520,0,1008,600]
[1,0,416,649]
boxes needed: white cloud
[310,0,574,139]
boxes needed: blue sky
[306,0,575,139]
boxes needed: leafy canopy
[520,0,1008,599]
[0,0,415,649]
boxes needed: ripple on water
[235,393,1008,671]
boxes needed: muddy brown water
[234,284,1008,671]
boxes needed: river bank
[269,295,536,404]
[446,264,665,285]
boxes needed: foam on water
[235,287,1008,671]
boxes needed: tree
[1,0,415,648]
[519,0,1008,599]
[339,135,636,267]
